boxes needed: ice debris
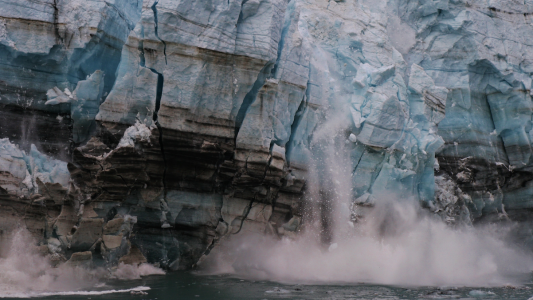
[45,70,105,143]
[117,121,152,148]
[45,87,74,105]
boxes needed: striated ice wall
[2,0,533,270]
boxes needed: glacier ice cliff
[2,0,533,270]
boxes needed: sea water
[3,271,533,300]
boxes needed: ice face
[0,0,142,110]
[3,0,533,273]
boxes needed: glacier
[1,0,533,273]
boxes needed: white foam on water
[1,286,151,298]
[469,289,495,297]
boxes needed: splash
[112,262,166,280]
[0,229,162,298]
[0,229,99,297]
[201,199,533,287]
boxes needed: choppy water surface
[4,272,533,300]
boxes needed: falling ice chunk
[161,222,171,229]
[348,133,357,143]
[347,221,354,228]
[328,243,338,252]
[45,87,72,105]
[434,159,440,171]
[64,88,73,98]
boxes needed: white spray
[0,228,163,298]
[203,198,533,287]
